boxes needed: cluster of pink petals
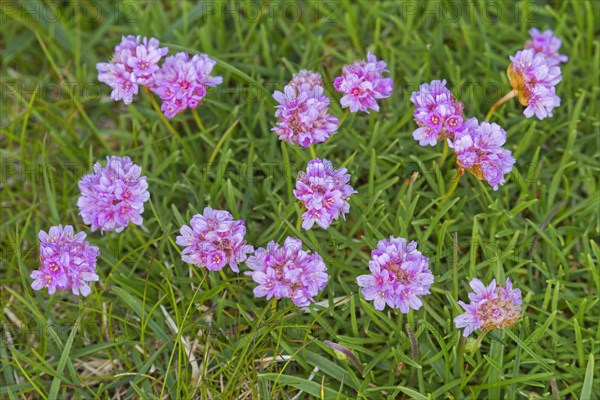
[333,52,393,113]
[356,237,433,313]
[508,48,562,120]
[454,278,522,337]
[151,52,223,118]
[77,156,150,233]
[294,158,356,230]
[97,35,168,104]
[525,28,568,67]
[31,225,100,296]
[176,208,254,272]
[272,70,339,147]
[246,237,328,306]
[410,79,465,146]
[448,118,515,190]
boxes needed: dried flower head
[454,278,523,337]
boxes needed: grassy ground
[1,0,599,398]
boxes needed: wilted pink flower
[448,118,516,190]
[246,237,328,306]
[333,52,393,113]
[151,52,223,118]
[31,225,100,296]
[356,237,433,313]
[293,158,356,230]
[272,71,338,147]
[77,156,150,233]
[97,35,168,104]
[410,79,465,146]
[176,208,254,272]
[454,278,522,337]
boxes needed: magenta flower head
[176,208,254,273]
[525,28,568,66]
[77,156,150,233]
[272,70,339,147]
[31,225,100,297]
[508,48,562,120]
[333,52,393,113]
[294,158,356,230]
[356,237,433,313]
[97,35,168,104]
[245,237,328,307]
[454,278,522,337]
[410,79,465,146]
[448,118,515,190]
[151,52,223,118]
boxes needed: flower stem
[309,146,317,159]
[439,139,449,165]
[192,108,205,131]
[485,89,517,121]
[443,168,464,202]
[338,108,350,127]
[143,87,183,141]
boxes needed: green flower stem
[485,89,517,121]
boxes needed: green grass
[1,0,599,398]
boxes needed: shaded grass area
[1,0,599,398]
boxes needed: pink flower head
[454,278,522,337]
[31,225,100,296]
[410,79,465,146]
[97,35,167,104]
[356,237,433,313]
[333,51,393,113]
[77,156,150,233]
[246,237,328,306]
[508,48,562,120]
[525,28,568,66]
[448,118,515,190]
[289,70,324,90]
[151,52,223,118]
[294,158,356,230]
[272,71,338,147]
[175,208,254,273]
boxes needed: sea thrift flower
[454,278,522,337]
[31,225,100,296]
[410,79,465,146]
[289,69,323,90]
[294,158,356,230]
[77,156,150,233]
[525,28,568,66]
[333,52,393,113]
[508,48,562,120]
[246,237,328,306]
[97,35,168,104]
[272,71,338,147]
[448,118,515,190]
[151,52,223,118]
[356,237,433,312]
[176,208,253,273]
